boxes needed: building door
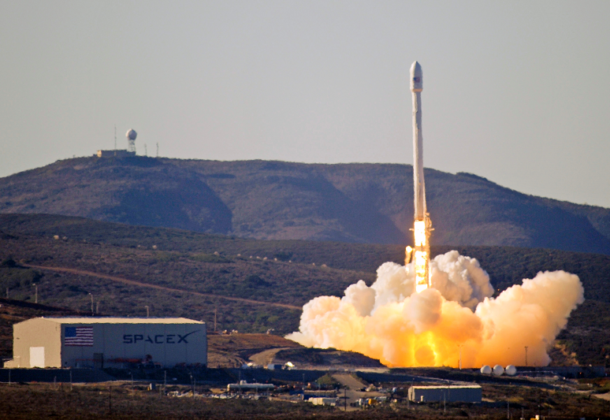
[30,347,45,368]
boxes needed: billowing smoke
[286,251,584,368]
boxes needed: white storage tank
[492,364,504,376]
[505,365,517,376]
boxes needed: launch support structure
[407,61,434,293]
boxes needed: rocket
[411,61,425,221]
[408,61,433,293]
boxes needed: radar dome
[492,365,504,376]
[480,365,492,375]
[505,365,517,376]
[126,129,137,140]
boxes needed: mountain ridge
[1,156,609,255]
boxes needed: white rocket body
[409,61,432,293]
[411,61,425,221]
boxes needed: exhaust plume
[287,251,584,368]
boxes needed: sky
[1,1,609,207]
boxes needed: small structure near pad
[408,385,482,403]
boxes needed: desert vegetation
[1,214,610,366]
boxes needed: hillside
[1,157,609,254]
[1,214,610,366]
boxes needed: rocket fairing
[409,61,433,293]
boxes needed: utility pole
[459,344,462,370]
[96,301,100,314]
[33,284,38,304]
[525,346,529,367]
[89,293,94,316]
[156,142,159,157]
[145,305,149,318]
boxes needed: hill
[1,214,610,366]
[0,157,609,254]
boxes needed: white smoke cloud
[286,251,584,368]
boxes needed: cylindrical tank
[505,365,517,376]
[480,365,492,374]
[492,365,504,376]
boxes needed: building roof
[30,317,203,324]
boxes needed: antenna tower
[126,129,137,154]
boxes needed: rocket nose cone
[410,61,423,92]
[410,61,422,76]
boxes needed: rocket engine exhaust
[408,61,434,293]
[285,61,585,369]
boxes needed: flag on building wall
[64,326,93,346]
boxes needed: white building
[96,150,135,158]
[4,317,207,369]
[408,385,482,403]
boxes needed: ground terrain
[2,377,610,419]
[1,214,610,367]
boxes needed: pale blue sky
[1,1,609,207]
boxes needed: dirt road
[248,347,295,366]
[332,373,367,391]
[24,264,301,310]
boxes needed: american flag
[64,326,93,346]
